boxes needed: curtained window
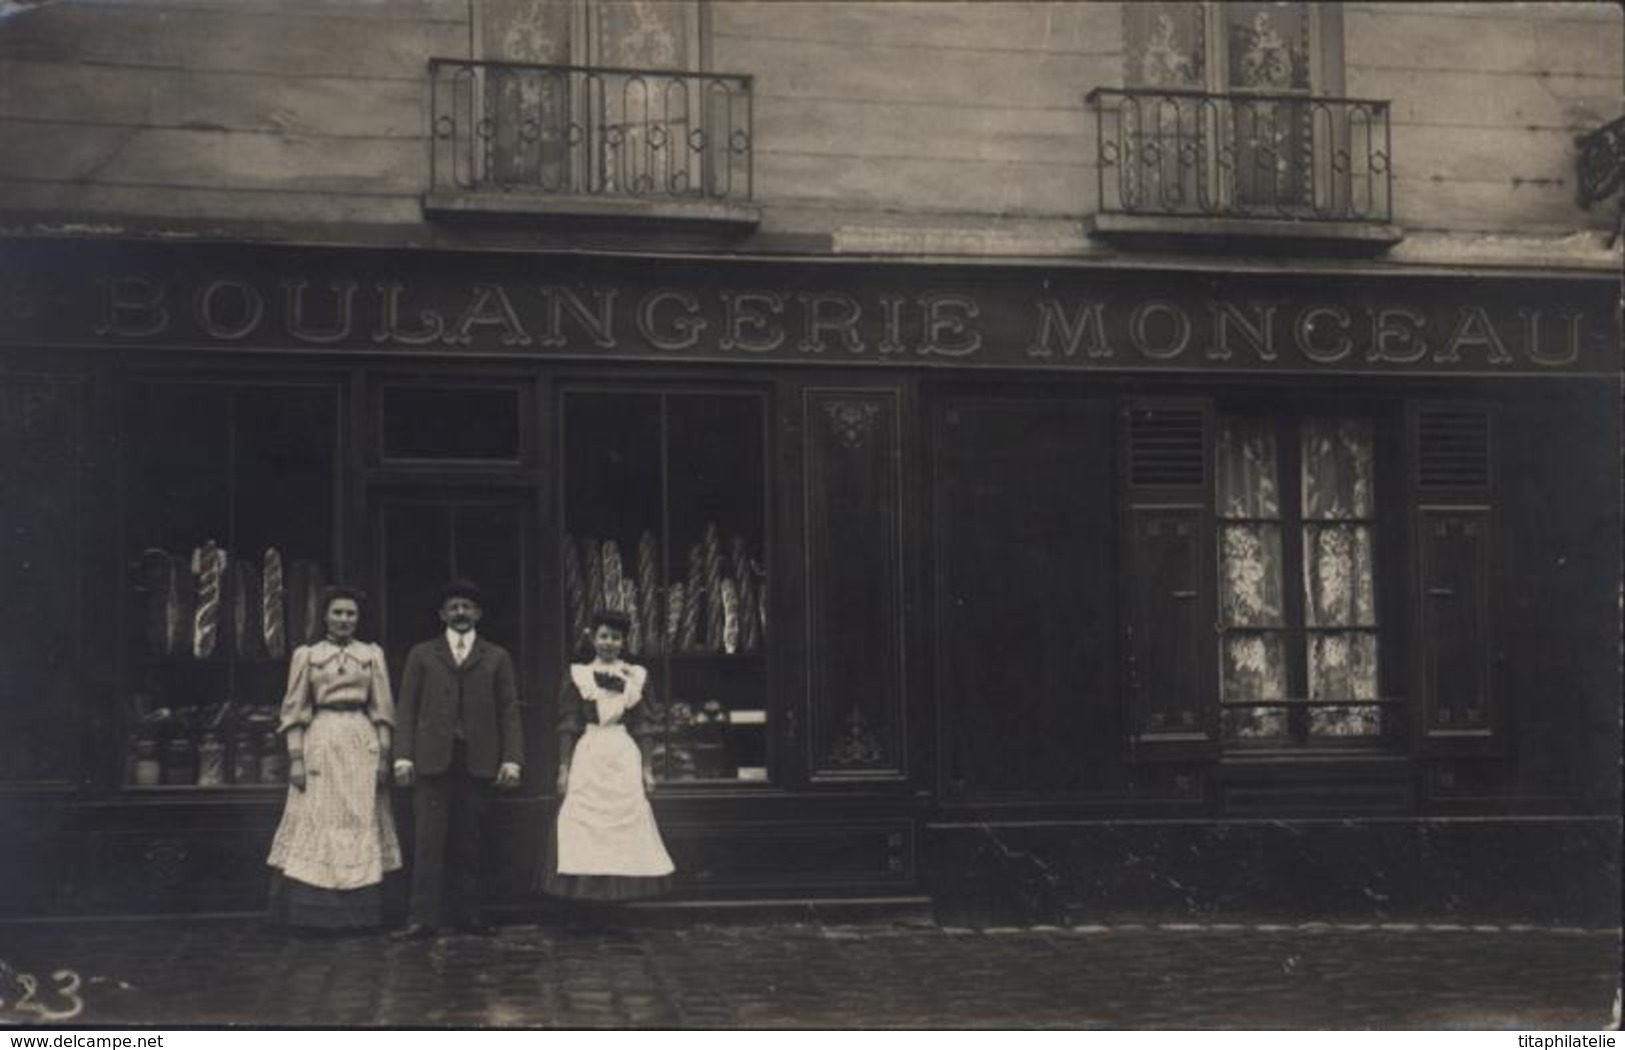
[1217,413,1382,744]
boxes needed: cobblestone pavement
[1,919,1619,1029]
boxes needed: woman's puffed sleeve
[556,671,585,735]
[276,646,315,734]
[367,644,396,727]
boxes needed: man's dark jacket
[396,635,524,778]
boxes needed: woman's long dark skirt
[266,870,385,930]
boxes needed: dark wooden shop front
[0,239,1617,923]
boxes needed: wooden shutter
[1409,402,1497,754]
[1121,399,1216,759]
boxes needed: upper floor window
[1095,2,1394,231]
[429,0,755,217]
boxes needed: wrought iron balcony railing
[429,58,753,205]
[1088,88,1393,225]
[1575,113,1624,211]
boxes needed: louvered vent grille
[1128,406,1207,487]
[1417,408,1491,490]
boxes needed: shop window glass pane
[1220,524,1284,626]
[381,385,522,461]
[561,390,769,784]
[122,382,339,790]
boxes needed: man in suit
[393,578,524,938]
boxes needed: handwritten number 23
[2,969,86,1022]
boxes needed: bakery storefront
[1,236,1618,922]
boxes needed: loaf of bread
[562,534,587,641]
[679,543,705,652]
[286,560,327,646]
[602,540,625,612]
[720,577,739,656]
[141,549,193,658]
[191,541,227,659]
[262,548,286,659]
[229,560,265,660]
[637,531,660,656]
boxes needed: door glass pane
[1224,2,1312,92]
[1217,416,1280,518]
[1302,417,1374,519]
[1309,631,1381,737]
[1220,524,1285,626]
[1303,524,1376,626]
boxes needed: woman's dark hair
[574,608,635,660]
[320,584,367,617]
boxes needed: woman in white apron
[540,608,674,903]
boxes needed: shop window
[379,384,525,463]
[1216,414,1387,745]
[0,375,81,785]
[561,389,769,784]
[122,382,339,790]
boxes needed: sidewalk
[1,918,1619,1029]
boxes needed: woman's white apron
[555,662,674,877]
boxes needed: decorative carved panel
[804,389,905,778]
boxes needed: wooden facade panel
[755,151,1091,217]
[729,33,1119,111]
[713,0,1121,56]
[1345,4,1623,76]
[0,121,425,196]
[663,819,914,890]
[0,376,82,786]
[0,4,466,80]
[0,177,423,227]
[1391,176,1589,233]
[0,60,426,140]
[1390,124,1587,184]
[804,389,906,779]
[752,95,1091,166]
[1351,68,1620,131]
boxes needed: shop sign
[0,242,1615,375]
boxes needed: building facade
[0,0,1620,924]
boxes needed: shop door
[370,493,536,727]
[932,397,1123,797]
